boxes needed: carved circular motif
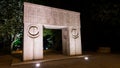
[71,28,79,39]
[28,25,39,38]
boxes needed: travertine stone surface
[24,2,82,61]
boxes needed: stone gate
[24,2,82,61]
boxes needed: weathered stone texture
[24,2,80,27]
[24,2,81,61]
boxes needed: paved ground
[0,52,120,68]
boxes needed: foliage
[43,29,62,50]
[0,0,23,50]
[0,0,23,34]
[43,29,53,37]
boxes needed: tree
[0,0,23,52]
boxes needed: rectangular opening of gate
[24,2,82,61]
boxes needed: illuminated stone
[23,2,82,61]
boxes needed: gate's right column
[68,26,82,55]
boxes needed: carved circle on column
[28,25,40,38]
[71,28,79,39]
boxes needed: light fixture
[46,47,48,50]
[84,56,89,60]
[35,63,40,67]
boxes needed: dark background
[25,0,120,53]
[0,0,120,54]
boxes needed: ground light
[35,63,40,67]
[84,56,89,60]
[46,47,48,50]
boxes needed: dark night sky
[27,0,81,12]
[26,0,120,52]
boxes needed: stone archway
[23,2,82,61]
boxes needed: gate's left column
[23,23,43,61]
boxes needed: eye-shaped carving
[71,28,79,39]
[28,25,39,38]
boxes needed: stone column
[74,27,82,55]
[23,23,34,61]
[33,24,43,60]
[62,28,69,55]
[69,26,82,56]
[23,23,43,61]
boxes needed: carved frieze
[28,25,39,38]
[71,28,79,39]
